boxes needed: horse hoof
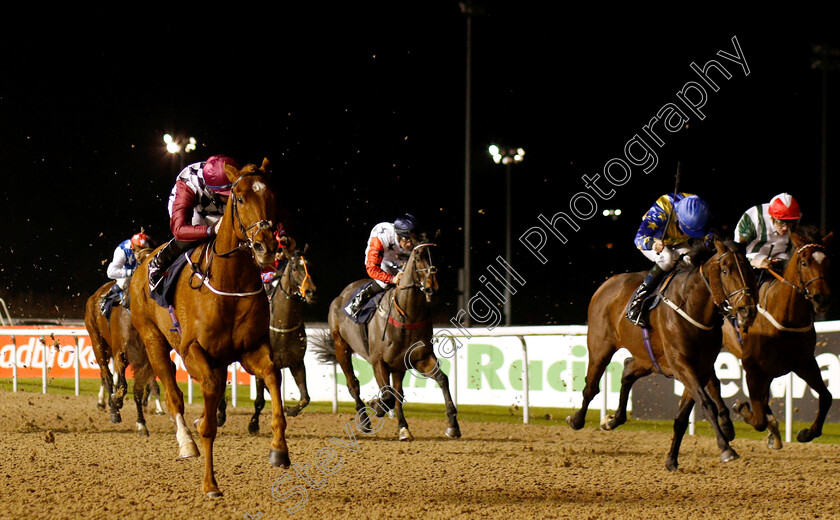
[205,491,223,498]
[720,448,739,464]
[110,412,122,424]
[155,410,167,416]
[445,427,461,439]
[732,401,748,417]
[797,429,817,443]
[137,423,149,437]
[285,407,300,418]
[248,421,260,436]
[96,403,106,411]
[399,427,414,441]
[665,459,679,472]
[269,449,291,468]
[566,415,584,431]
[216,414,226,428]
[179,442,200,459]
[600,414,616,431]
[767,433,783,450]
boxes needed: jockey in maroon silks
[148,155,285,291]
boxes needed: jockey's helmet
[674,195,710,238]
[131,232,149,249]
[394,214,416,237]
[203,155,239,195]
[768,193,801,221]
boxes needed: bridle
[764,243,828,302]
[700,249,752,320]
[214,172,274,258]
[396,243,438,292]
[277,252,313,302]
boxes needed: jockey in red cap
[345,214,416,318]
[735,192,801,272]
[148,155,285,291]
[100,231,151,314]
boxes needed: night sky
[1,6,838,324]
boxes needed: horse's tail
[309,329,337,364]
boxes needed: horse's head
[789,230,833,314]
[704,238,758,334]
[402,243,438,303]
[281,243,317,304]
[225,158,277,267]
[134,247,154,265]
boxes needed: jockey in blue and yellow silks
[626,192,711,327]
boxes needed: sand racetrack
[1,390,839,520]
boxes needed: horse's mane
[678,232,738,272]
[794,224,823,245]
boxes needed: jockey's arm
[106,246,132,280]
[634,203,667,251]
[170,180,217,242]
[365,236,396,285]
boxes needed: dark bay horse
[130,158,289,497]
[567,238,757,471]
[249,244,316,435]
[720,229,833,449]
[312,243,460,441]
[84,277,161,435]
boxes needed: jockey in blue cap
[345,214,416,318]
[626,193,711,327]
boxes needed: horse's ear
[224,163,243,183]
[790,231,805,248]
[260,157,270,175]
[822,231,834,248]
[435,229,441,239]
[303,243,310,255]
[714,238,727,254]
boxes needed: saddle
[150,250,194,308]
[343,281,387,325]
[639,269,678,314]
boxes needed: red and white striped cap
[768,193,801,220]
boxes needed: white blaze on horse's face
[813,251,826,265]
[252,180,266,194]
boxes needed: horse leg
[390,370,412,441]
[686,377,740,465]
[144,335,199,459]
[665,393,695,472]
[370,359,395,417]
[133,375,149,437]
[248,377,267,436]
[793,360,833,443]
[333,332,371,431]
[90,334,112,412]
[602,357,651,431]
[240,344,291,469]
[109,352,128,424]
[216,388,227,428]
[567,343,616,430]
[284,362,310,417]
[415,355,461,438]
[149,379,166,415]
[705,373,736,442]
[734,368,782,450]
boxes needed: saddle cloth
[150,250,194,308]
[344,281,387,325]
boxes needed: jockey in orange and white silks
[735,192,801,270]
[345,214,416,317]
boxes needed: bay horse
[312,242,461,441]
[567,238,757,471]
[84,248,164,435]
[130,158,289,497]
[249,244,316,435]
[720,228,833,449]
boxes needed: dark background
[1,5,838,325]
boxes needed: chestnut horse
[720,229,833,449]
[567,238,757,471]
[312,243,461,441]
[249,244,317,435]
[84,275,162,435]
[130,158,289,497]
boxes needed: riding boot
[345,282,386,317]
[100,284,121,315]
[148,239,190,291]
[625,264,665,328]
